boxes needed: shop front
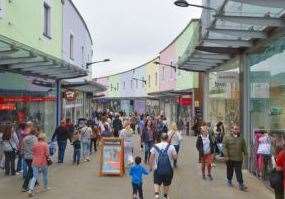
[0,73,57,137]
[247,36,285,182]
[207,59,240,131]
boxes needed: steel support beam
[20,65,63,72]
[0,48,19,56]
[0,56,39,65]
[9,61,53,69]
[208,28,266,39]
[216,15,285,27]
[203,39,252,48]
[184,61,217,67]
[229,0,285,9]
[192,52,231,60]
[188,58,225,64]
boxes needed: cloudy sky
[73,0,202,78]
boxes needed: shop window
[155,72,158,86]
[131,80,133,89]
[142,77,145,88]
[0,0,5,18]
[81,46,85,67]
[69,34,74,60]
[43,2,51,38]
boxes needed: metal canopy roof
[179,0,285,72]
[0,35,88,80]
[63,81,107,94]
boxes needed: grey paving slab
[0,136,274,199]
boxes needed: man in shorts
[149,133,177,199]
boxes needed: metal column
[56,79,62,127]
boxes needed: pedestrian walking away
[168,122,182,168]
[72,130,81,165]
[149,133,177,199]
[2,124,19,176]
[129,156,149,199]
[223,124,248,191]
[28,133,50,197]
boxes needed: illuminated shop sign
[0,96,56,103]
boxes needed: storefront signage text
[0,96,56,103]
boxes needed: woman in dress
[119,119,134,167]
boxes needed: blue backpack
[153,144,172,175]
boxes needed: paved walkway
[0,136,274,199]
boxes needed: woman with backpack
[196,123,215,180]
[2,124,19,176]
[168,122,182,168]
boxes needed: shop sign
[251,83,270,98]
[64,90,77,101]
[217,71,239,84]
[0,96,56,103]
[0,103,16,111]
[177,97,192,106]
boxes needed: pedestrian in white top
[168,122,182,168]
[149,133,177,199]
[119,119,134,167]
[80,122,92,162]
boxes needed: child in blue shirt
[129,156,149,199]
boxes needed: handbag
[46,156,53,166]
[269,168,283,190]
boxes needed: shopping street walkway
[0,136,274,199]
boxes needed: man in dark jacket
[112,113,123,137]
[52,120,70,163]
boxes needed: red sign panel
[177,97,192,106]
[0,103,16,111]
[0,96,56,103]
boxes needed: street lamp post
[86,58,111,69]
[174,0,217,13]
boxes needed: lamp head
[174,0,189,7]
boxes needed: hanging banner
[177,97,192,106]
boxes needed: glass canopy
[179,0,285,72]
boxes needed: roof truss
[208,28,266,39]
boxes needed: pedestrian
[80,121,92,162]
[119,120,134,167]
[274,142,285,199]
[168,122,182,168]
[215,121,225,157]
[113,113,123,137]
[2,124,19,176]
[0,124,4,169]
[16,123,27,174]
[141,119,155,164]
[51,119,70,163]
[28,133,50,197]
[72,130,81,165]
[100,116,112,137]
[138,115,145,135]
[149,133,177,199]
[129,156,149,199]
[90,124,99,153]
[223,124,248,191]
[21,128,38,192]
[196,124,215,180]
[65,118,75,141]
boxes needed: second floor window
[131,80,133,89]
[148,75,151,88]
[136,79,138,88]
[123,81,126,89]
[155,72,158,86]
[43,3,51,38]
[70,34,74,60]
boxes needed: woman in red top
[275,144,285,199]
[28,133,50,197]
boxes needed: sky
[73,0,202,78]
